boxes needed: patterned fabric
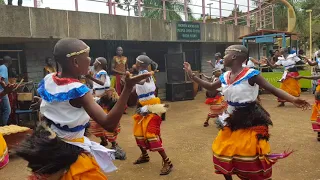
[88,109,120,143]
[133,113,163,152]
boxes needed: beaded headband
[136,58,144,63]
[66,47,90,58]
[225,48,242,52]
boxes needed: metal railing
[24,0,275,28]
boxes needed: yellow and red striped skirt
[212,126,291,179]
[88,109,120,142]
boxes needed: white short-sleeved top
[275,53,301,70]
[92,70,111,96]
[219,68,260,114]
[215,59,224,70]
[38,73,90,139]
[136,70,156,101]
[92,70,111,89]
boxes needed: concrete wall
[24,42,55,82]
[0,6,254,42]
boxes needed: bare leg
[223,175,233,180]
[158,150,173,175]
[133,146,149,164]
[204,116,210,127]
[100,137,108,146]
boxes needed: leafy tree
[0,0,5,5]
[115,0,195,21]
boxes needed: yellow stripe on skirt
[278,77,301,102]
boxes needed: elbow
[103,124,117,132]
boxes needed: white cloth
[275,53,301,70]
[65,136,117,173]
[218,68,260,125]
[136,70,156,101]
[215,59,224,70]
[275,53,300,81]
[93,70,111,96]
[246,57,255,68]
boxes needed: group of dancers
[1,39,320,179]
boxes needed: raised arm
[86,74,106,86]
[250,57,260,65]
[184,62,221,91]
[295,75,320,80]
[251,75,309,109]
[302,56,317,66]
[207,60,215,68]
[79,72,151,132]
[201,73,213,81]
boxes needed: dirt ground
[1,92,320,180]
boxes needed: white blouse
[136,70,156,102]
[92,70,111,96]
[275,53,301,70]
[218,68,260,125]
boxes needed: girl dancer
[295,72,320,141]
[202,68,227,127]
[132,55,173,175]
[86,57,126,159]
[184,45,309,180]
[16,38,150,179]
[267,48,302,107]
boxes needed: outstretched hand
[183,62,193,77]
[0,80,18,94]
[124,71,151,89]
[293,98,310,110]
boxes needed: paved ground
[1,92,320,180]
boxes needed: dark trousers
[8,0,23,6]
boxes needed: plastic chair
[14,82,38,128]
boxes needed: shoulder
[38,74,90,103]
[219,71,229,85]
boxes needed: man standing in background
[0,56,12,126]
[7,0,23,6]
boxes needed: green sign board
[176,22,201,40]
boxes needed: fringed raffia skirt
[212,102,292,179]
